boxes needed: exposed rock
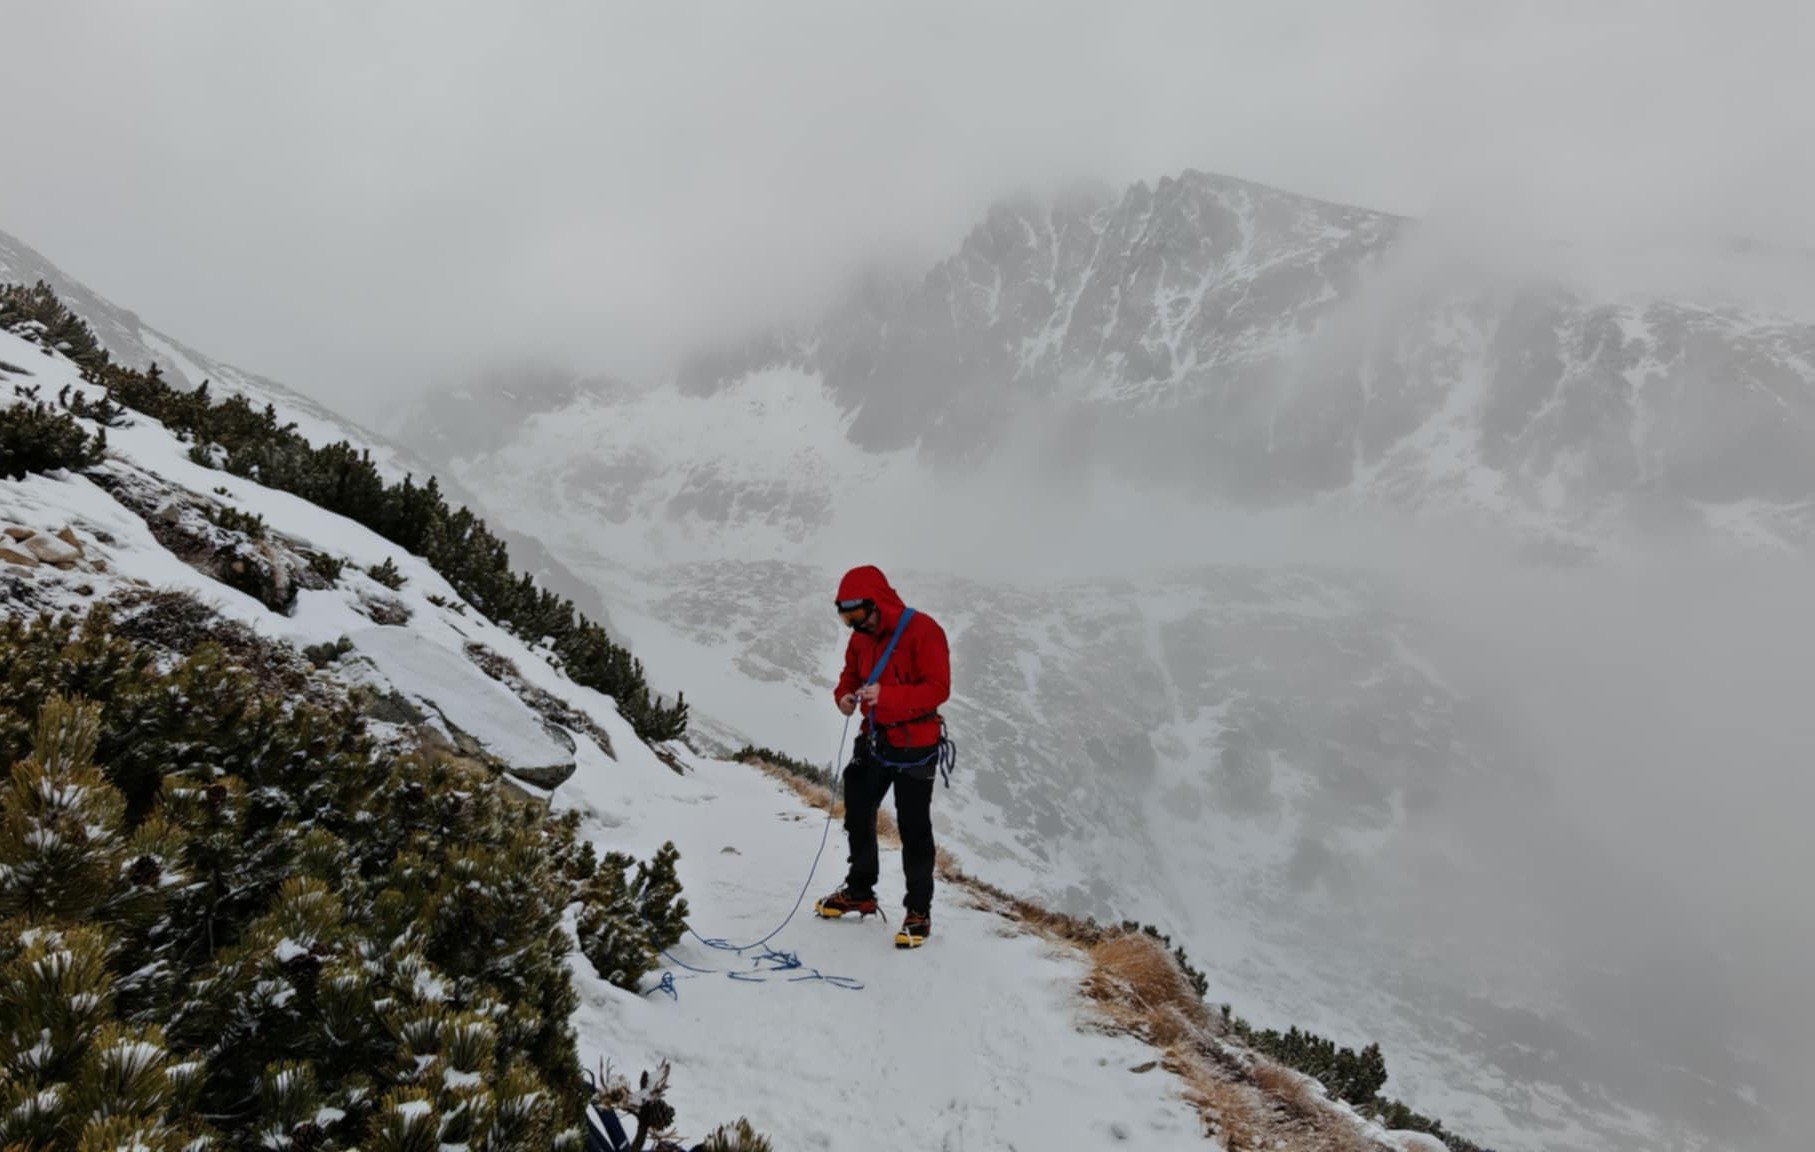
[88,464,304,614]
[360,688,428,727]
[463,640,615,760]
[0,544,39,568]
[4,526,32,540]
[358,593,411,627]
[346,628,579,791]
[22,532,80,566]
[502,760,576,790]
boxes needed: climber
[813,564,951,948]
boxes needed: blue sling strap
[863,607,916,687]
[858,607,957,788]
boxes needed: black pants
[842,738,937,915]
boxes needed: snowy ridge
[0,227,410,481]
[1,326,1460,1150]
[0,227,621,631]
[577,169,1815,556]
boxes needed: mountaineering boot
[815,886,880,919]
[894,910,931,948]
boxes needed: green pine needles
[576,841,691,990]
[1,385,107,480]
[0,609,590,1149]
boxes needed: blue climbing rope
[686,716,847,956]
[643,709,864,996]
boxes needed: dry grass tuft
[1165,1048,1264,1151]
[933,845,962,876]
[936,859,1109,946]
[1084,931,1214,1043]
[1247,1060,1385,1151]
[1252,1059,1322,1118]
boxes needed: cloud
[5,1,1810,422]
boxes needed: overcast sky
[3,0,1810,420]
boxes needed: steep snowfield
[2,326,1383,1151]
[560,733,1212,1150]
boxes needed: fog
[875,430,1815,1145]
[7,3,1815,1147]
[4,1,1814,427]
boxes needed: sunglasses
[836,598,874,625]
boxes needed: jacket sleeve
[833,637,861,700]
[874,617,950,721]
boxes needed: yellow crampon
[814,890,880,919]
[894,913,931,948]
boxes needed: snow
[555,733,1209,1150]
[341,625,573,773]
[455,366,924,572]
[8,1087,65,1126]
[273,938,310,964]
[107,1038,166,1076]
[413,965,449,1004]
[0,330,1247,1151]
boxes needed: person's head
[837,596,879,633]
[834,564,901,634]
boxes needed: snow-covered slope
[4,324,1309,1151]
[0,227,622,637]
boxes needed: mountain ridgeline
[676,169,1815,549]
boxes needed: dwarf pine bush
[2,280,688,743]
[0,611,587,1148]
[577,841,690,991]
[0,390,106,479]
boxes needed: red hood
[837,564,907,628]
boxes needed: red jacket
[833,565,950,749]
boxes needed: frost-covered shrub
[0,608,603,1148]
[0,392,105,479]
[0,280,110,369]
[577,841,690,990]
